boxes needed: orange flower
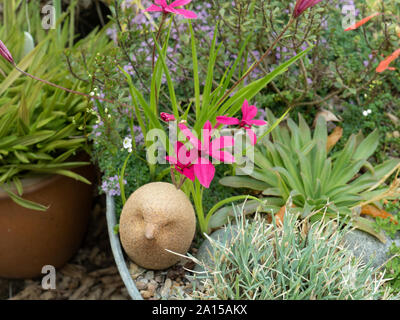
[376,48,400,73]
[344,12,381,31]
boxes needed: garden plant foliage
[192,207,399,300]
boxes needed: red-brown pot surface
[0,164,95,279]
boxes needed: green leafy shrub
[192,208,398,300]
[0,0,112,209]
[384,243,400,295]
[374,201,400,294]
[217,110,400,239]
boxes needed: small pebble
[147,283,157,296]
[129,263,144,279]
[145,271,154,281]
[160,278,172,298]
[135,280,148,291]
[149,279,158,287]
[141,290,154,299]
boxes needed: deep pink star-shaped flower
[172,121,235,188]
[145,0,197,19]
[216,100,267,145]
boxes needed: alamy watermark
[341,1,357,30]
[41,2,56,30]
[41,265,56,290]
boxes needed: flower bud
[160,112,176,122]
[0,40,14,64]
[293,0,323,18]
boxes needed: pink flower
[176,121,235,188]
[166,141,196,182]
[160,112,176,122]
[216,100,267,145]
[293,0,324,18]
[145,0,197,19]
[0,40,14,64]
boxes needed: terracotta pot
[0,164,95,279]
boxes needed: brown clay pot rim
[0,174,62,200]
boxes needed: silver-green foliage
[193,208,398,300]
[217,110,400,239]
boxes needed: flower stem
[152,12,167,71]
[177,176,187,190]
[13,64,133,109]
[170,166,177,187]
[216,17,294,108]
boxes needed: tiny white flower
[123,137,132,153]
[89,91,95,96]
[367,109,372,114]
[362,110,369,116]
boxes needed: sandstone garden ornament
[119,182,196,270]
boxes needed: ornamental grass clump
[218,110,400,240]
[192,208,399,300]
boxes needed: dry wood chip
[100,275,122,285]
[101,287,118,300]
[60,264,87,278]
[69,277,96,300]
[85,286,103,300]
[9,284,41,300]
[88,266,118,277]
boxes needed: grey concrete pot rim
[106,195,143,300]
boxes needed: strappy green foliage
[0,0,112,210]
[217,110,400,240]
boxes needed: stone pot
[106,195,142,300]
[0,163,95,279]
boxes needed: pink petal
[165,155,177,165]
[216,116,240,125]
[155,0,167,7]
[241,100,249,119]
[215,150,235,163]
[170,0,192,7]
[211,136,235,149]
[245,128,257,145]
[201,120,213,149]
[209,136,235,163]
[241,100,258,121]
[249,119,267,126]
[145,4,163,12]
[182,166,195,182]
[178,123,203,150]
[164,6,178,14]
[176,141,197,165]
[174,8,197,19]
[203,120,213,132]
[194,160,215,188]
